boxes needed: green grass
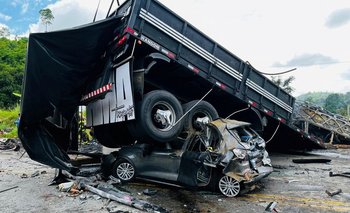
[0,106,20,138]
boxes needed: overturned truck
[19,0,324,193]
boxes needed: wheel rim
[218,176,240,197]
[192,110,213,130]
[152,101,176,131]
[116,162,135,181]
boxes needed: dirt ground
[1,147,350,213]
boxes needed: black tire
[182,100,219,133]
[112,159,135,183]
[129,90,184,142]
[94,123,135,148]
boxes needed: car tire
[112,159,135,183]
[217,175,241,197]
[129,90,184,142]
[182,100,218,133]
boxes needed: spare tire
[129,90,184,142]
[182,100,219,133]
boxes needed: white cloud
[0,12,12,21]
[29,0,123,33]
[21,1,29,14]
[0,23,17,40]
[326,8,350,28]
[158,0,350,95]
[24,0,350,95]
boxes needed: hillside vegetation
[0,37,27,109]
[297,92,350,117]
[0,106,20,138]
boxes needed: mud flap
[86,61,135,126]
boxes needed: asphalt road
[1,147,350,213]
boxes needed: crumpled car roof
[210,119,251,132]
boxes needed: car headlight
[233,149,247,159]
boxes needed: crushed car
[102,118,273,197]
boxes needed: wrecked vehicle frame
[103,119,273,197]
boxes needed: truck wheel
[132,90,184,142]
[182,100,218,132]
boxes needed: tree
[0,25,10,38]
[0,37,27,108]
[324,93,346,114]
[39,8,54,32]
[271,76,295,94]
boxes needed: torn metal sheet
[19,16,122,172]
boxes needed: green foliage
[270,76,295,94]
[297,92,350,117]
[39,8,54,32]
[0,106,20,138]
[324,94,345,114]
[297,92,332,106]
[0,37,27,108]
[0,25,10,38]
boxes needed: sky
[0,0,349,96]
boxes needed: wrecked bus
[19,0,321,192]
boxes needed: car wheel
[112,159,135,182]
[218,175,240,197]
[129,90,184,142]
[182,100,218,132]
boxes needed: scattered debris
[81,183,168,212]
[49,169,71,186]
[92,194,102,200]
[106,206,131,213]
[58,182,76,192]
[0,186,18,193]
[329,171,350,178]
[31,170,40,177]
[265,201,278,212]
[326,189,342,197]
[79,194,87,200]
[107,175,121,185]
[143,188,157,196]
[272,165,287,170]
[286,180,300,183]
[0,138,20,151]
[292,158,331,164]
[21,173,28,178]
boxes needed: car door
[137,147,182,182]
[177,135,212,187]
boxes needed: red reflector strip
[277,117,286,123]
[125,27,134,34]
[188,64,200,74]
[81,83,113,102]
[117,35,127,46]
[263,109,273,116]
[167,52,175,59]
[248,100,257,107]
[215,81,226,90]
[124,27,138,36]
[161,48,175,59]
